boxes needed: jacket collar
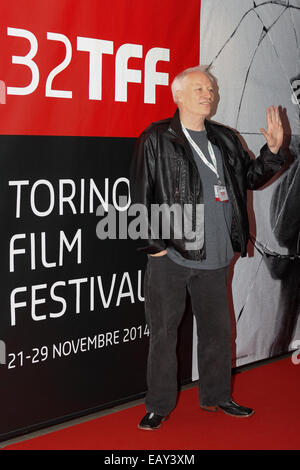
[204,119,218,145]
[168,108,184,138]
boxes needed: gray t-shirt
[167,128,234,269]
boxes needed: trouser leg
[144,255,189,416]
[188,267,232,406]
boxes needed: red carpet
[3,357,300,450]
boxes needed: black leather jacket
[130,109,284,260]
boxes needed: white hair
[171,65,215,104]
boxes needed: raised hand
[260,105,283,154]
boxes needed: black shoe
[138,412,166,430]
[218,399,254,417]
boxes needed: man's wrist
[268,145,280,155]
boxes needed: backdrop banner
[192,0,300,378]
[0,0,200,440]
[1,0,300,442]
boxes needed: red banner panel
[0,0,200,137]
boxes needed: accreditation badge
[214,185,229,202]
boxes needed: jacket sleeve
[270,157,300,249]
[130,129,167,254]
[243,140,285,190]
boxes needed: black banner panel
[0,134,193,439]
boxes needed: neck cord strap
[181,123,222,185]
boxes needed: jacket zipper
[175,159,182,197]
[169,126,203,249]
[221,152,246,252]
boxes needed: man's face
[177,71,215,119]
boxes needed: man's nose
[202,89,213,100]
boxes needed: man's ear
[176,89,183,103]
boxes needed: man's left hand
[260,105,283,154]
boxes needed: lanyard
[181,123,222,185]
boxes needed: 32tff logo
[3,27,170,104]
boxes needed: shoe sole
[219,408,255,418]
[200,406,218,412]
[137,424,161,430]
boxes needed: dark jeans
[144,254,232,416]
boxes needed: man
[130,65,284,430]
